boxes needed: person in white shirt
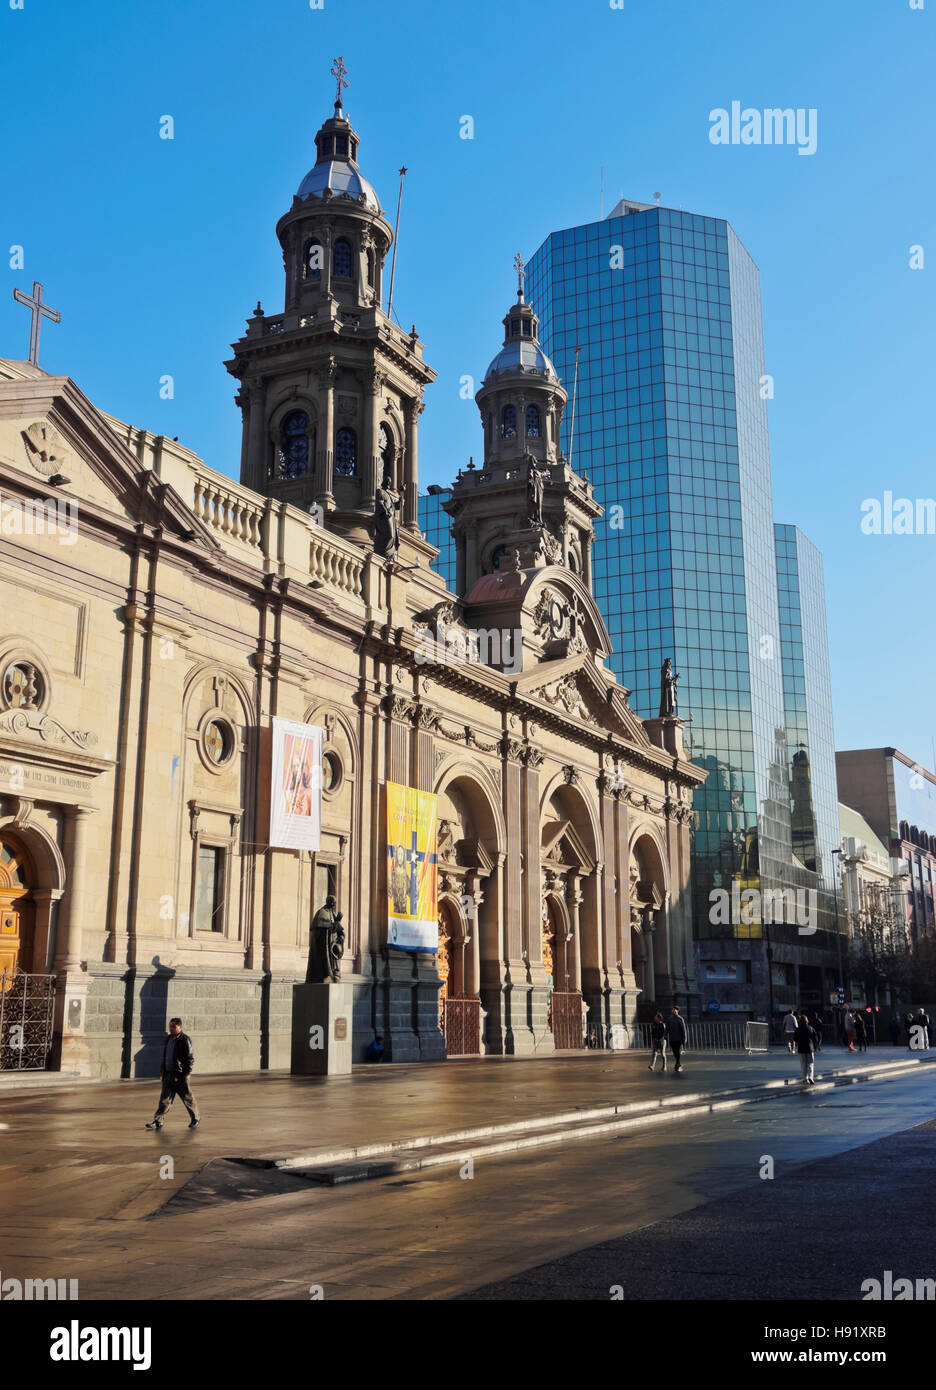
[844,1009,856,1051]
[782,1009,799,1053]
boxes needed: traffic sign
[707,998,720,1014]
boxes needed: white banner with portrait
[270,717,323,851]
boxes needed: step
[272,1055,931,1179]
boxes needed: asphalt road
[2,1060,934,1301]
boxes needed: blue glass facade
[524,206,839,964]
[418,488,454,583]
[774,524,838,930]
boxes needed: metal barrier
[623,1020,750,1052]
[744,1021,770,1054]
[0,972,55,1070]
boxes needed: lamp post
[831,847,845,1027]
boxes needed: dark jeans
[154,1074,199,1122]
[670,1041,683,1069]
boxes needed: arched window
[501,405,517,439]
[304,240,322,279]
[378,424,395,484]
[333,238,354,279]
[335,427,358,476]
[525,404,541,438]
[276,410,310,479]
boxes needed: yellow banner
[386,782,438,952]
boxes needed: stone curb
[271,1055,933,1181]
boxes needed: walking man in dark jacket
[145,1018,200,1130]
[666,1006,688,1072]
[795,1013,818,1085]
[648,1012,668,1072]
[853,1010,867,1053]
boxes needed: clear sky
[2,0,933,768]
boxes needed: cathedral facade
[0,88,704,1078]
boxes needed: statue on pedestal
[525,456,549,528]
[374,474,400,560]
[306,895,345,983]
[659,657,680,718]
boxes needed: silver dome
[297,160,381,211]
[484,339,560,383]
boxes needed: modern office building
[517,199,841,1022]
[836,749,936,943]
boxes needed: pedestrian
[781,1008,799,1054]
[648,1012,667,1072]
[915,1008,931,1050]
[853,1010,867,1053]
[844,1007,856,1051]
[365,1034,384,1062]
[665,1006,687,1072]
[905,1010,916,1050]
[889,1015,901,1047]
[795,1012,818,1085]
[813,1011,824,1053]
[145,1017,199,1130]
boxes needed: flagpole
[386,166,407,319]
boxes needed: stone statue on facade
[525,456,549,528]
[659,657,680,718]
[374,475,400,560]
[306,895,345,983]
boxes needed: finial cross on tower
[12,281,60,367]
[330,56,349,111]
[514,252,526,302]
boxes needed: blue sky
[2,0,934,767]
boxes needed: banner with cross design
[386,782,438,951]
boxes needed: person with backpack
[648,1012,668,1072]
[666,1006,688,1073]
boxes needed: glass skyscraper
[419,199,841,1020]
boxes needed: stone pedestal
[290,981,354,1076]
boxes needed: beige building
[0,90,703,1078]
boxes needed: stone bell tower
[444,256,601,598]
[225,59,436,557]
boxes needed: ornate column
[568,872,583,993]
[402,396,421,530]
[53,806,96,1076]
[362,368,382,510]
[318,356,337,509]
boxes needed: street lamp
[831,846,845,1003]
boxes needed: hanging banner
[270,717,323,851]
[386,782,438,951]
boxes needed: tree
[848,898,912,1006]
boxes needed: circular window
[2,660,44,711]
[323,751,342,793]
[202,718,235,767]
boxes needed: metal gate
[444,998,481,1056]
[0,972,55,1070]
[551,992,584,1050]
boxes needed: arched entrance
[433,762,505,1056]
[0,834,34,980]
[629,831,667,1018]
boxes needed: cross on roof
[514,252,526,301]
[12,281,60,367]
[330,56,349,111]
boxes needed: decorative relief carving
[22,421,69,478]
[0,709,98,750]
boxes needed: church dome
[484,338,560,382]
[481,262,561,386]
[296,159,381,211]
